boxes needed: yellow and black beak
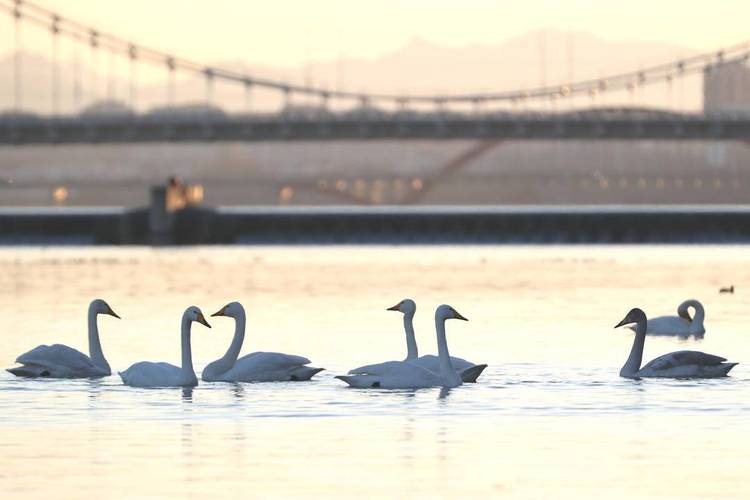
[197,312,211,328]
[211,305,228,317]
[453,311,469,321]
[386,303,401,311]
[107,306,121,319]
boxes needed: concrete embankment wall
[2,206,750,245]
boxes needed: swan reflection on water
[181,386,194,402]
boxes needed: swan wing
[240,351,310,365]
[641,350,727,371]
[12,344,99,377]
[224,352,318,382]
[348,360,405,375]
[412,355,475,372]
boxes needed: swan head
[211,301,244,318]
[614,308,647,328]
[435,304,469,322]
[677,300,701,322]
[387,298,416,315]
[91,299,120,319]
[185,306,211,328]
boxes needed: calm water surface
[1,245,749,498]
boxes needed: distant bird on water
[719,285,734,294]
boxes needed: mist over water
[1,245,749,498]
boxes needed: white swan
[7,299,120,378]
[347,299,487,382]
[615,307,736,378]
[336,304,468,389]
[202,302,323,382]
[119,306,211,388]
[632,299,705,337]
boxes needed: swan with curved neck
[615,307,736,379]
[348,299,486,382]
[336,304,469,389]
[119,306,211,387]
[202,301,323,382]
[634,299,706,337]
[7,299,120,378]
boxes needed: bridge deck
[2,113,750,144]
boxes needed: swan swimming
[202,302,323,382]
[336,304,469,389]
[615,307,736,379]
[347,299,486,382]
[631,299,705,337]
[7,299,120,378]
[119,306,211,388]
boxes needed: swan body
[120,306,210,388]
[202,302,323,382]
[632,299,705,337]
[347,299,486,383]
[7,299,120,378]
[337,304,468,389]
[337,360,450,389]
[615,307,736,379]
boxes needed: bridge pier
[148,185,173,245]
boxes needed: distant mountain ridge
[0,30,701,113]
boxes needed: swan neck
[678,300,705,326]
[690,301,705,325]
[220,311,246,370]
[621,318,646,377]
[435,315,461,386]
[403,311,418,361]
[87,305,109,371]
[180,314,195,377]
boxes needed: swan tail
[718,362,738,376]
[459,364,488,383]
[289,366,324,381]
[7,364,52,378]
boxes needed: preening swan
[201,302,323,382]
[615,307,736,379]
[119,306,211,388]
[347,299,486,382]
[336,304,469,389]
[7,299,120,378]
[633,299,705,337]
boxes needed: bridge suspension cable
[2,0,750,111]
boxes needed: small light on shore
[278,186,294,204]
[187,184,204,204]
[52,186,68,204]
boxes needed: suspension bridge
[1,0,750,145]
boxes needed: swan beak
[453,311,469,321]
[211,306,227,317]
[386,303,401,311]
[197,312,211,328]
[107,307,121,319]
[614,318,629,328]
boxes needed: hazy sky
[1,0,749,67]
